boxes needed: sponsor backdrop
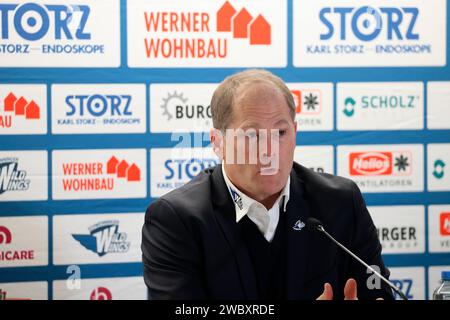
[0,0,449,300]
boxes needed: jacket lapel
[284,170,313,299]
[210,165,258,299]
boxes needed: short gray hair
[210,69,296,131]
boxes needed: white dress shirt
[221,164,290,242]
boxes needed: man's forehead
[235,81,284,104]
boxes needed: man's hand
[316,278,358,300]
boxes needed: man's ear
[210,128,224,160]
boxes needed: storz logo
[0,1,120,67]
[72,220,130,257]
[52,85,146,134]
[164,158,218,181]
[0,157,30,195]
[0,3,90,42]
[319,6,418,42]
[65,94,131,118]
[391,278,414,300]
[293,0,446,67]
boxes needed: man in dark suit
[142,69,394,300]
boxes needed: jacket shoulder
[146,166,216,221]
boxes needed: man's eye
[279,129,287,136]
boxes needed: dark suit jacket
[142,162,394,300]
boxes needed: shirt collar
[221,164,290,222]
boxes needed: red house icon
[249,15,271,45]
[25,100,40,119]
[14,97,27,115]
[4,92,16,112]
[107,156,119,174]
[117,160,129,178]
[127,164,141,182]
[233,8,252,39]
[217,1,236,32]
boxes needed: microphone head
[306,217,324,231]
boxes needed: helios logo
[0,0,120,67]
[440,212,450,236]
[350,152,392,176]
[338,145,423,192]
[429,206,450,253]
[72,220,130,257]
[293,0,446,67]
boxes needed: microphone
[306,217,408,300]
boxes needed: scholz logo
[0,157,30,195]
[319,6,419,42]
[0,3,90,41]
[343,94,417,118]
[72,220,130,257]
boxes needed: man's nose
[259,129,279,165]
